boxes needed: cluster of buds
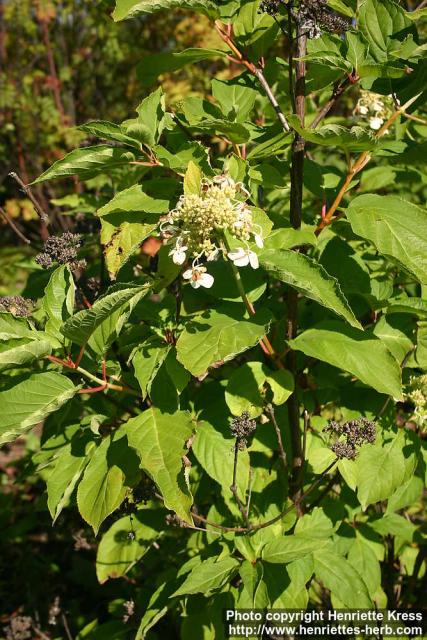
[324,416,376,459]
[161,175,263,290]
[406,375,427,429]
[259,0,284,15]
[354,90,394,131]
[259,0,351,38]
[0,295,32,317]
[297,1,351,38]
[122,600,135,624]
[230,411,257,450]
[35,232,86,271]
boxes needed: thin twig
[0,206,31,244]
[230,442,250,526]
[61,613,74,640]
[266,403,288,474]
[214,20,291,134]
[310,73,357,129]
[9,171,50,226]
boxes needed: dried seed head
[297,1,351,38]
[230,411,257,449]
[0,295,32,317]
[324,416,376,459]
[35,232,85,270]
[331,441,357,460]
[259,0,284,15]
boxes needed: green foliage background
[0,0,426,638]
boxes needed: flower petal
[183,269,193,280]
[254,233,264,249]
[200,273,214,288]
[249,251,259,269]
[234,255,250,267]
[227,248,246,261]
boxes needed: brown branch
[9,172,50,226]
[0,206,31,244]
[287,18,306,505]
[230,442,250,527]
[266,403,288,475]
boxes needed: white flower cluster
[354,90,394,131]
[406,375,427,429]
[161,175,263,289]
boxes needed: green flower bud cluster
[168,178,253,260]
[406,375,427,429]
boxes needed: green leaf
[132,338,170,400]
[78,121,142,149]
[192,421,250,502]
[212,78,257,122]
[264,556,313,608]
[356,430,416,509]
[101,219,159,278]
[262,535,328,564]
[225,361,294,417]
[290,321,403,399]
[0,313,38,341]
[97,185,169,219]
[346,194,427,285]
[260,249,361,329]
[386,476,424,513]
[387,298,427,317]
[314,550,372,607]
[113,0,220,20]
[0,338,52,372]
[172,556,240,596]
[176,304,271,377]
[294,507,336,539]
[233,0,279,60]
[61,283,150,345]
[358,0,412,63]
[32,146,135,183]
[0,372,78,445]
[47,434,96,522]
[77,431,140,534]
[348,537,381,598]
[123,408,194,524]
[125,88,165,147]
[138,48,224,86]
[43,265,75,345]
[96,509,163,583]
[287,116,378,152]
[136,580,176,639]
[184,160,202,196]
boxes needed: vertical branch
[287,14,307,504]
[266,403,288,475]
[230,442,250,527]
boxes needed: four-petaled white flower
[227,247,259,269]
[169,239,188,265]
[183,266,215,289]
[369,116,384,131]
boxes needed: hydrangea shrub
[1,0,426,635]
